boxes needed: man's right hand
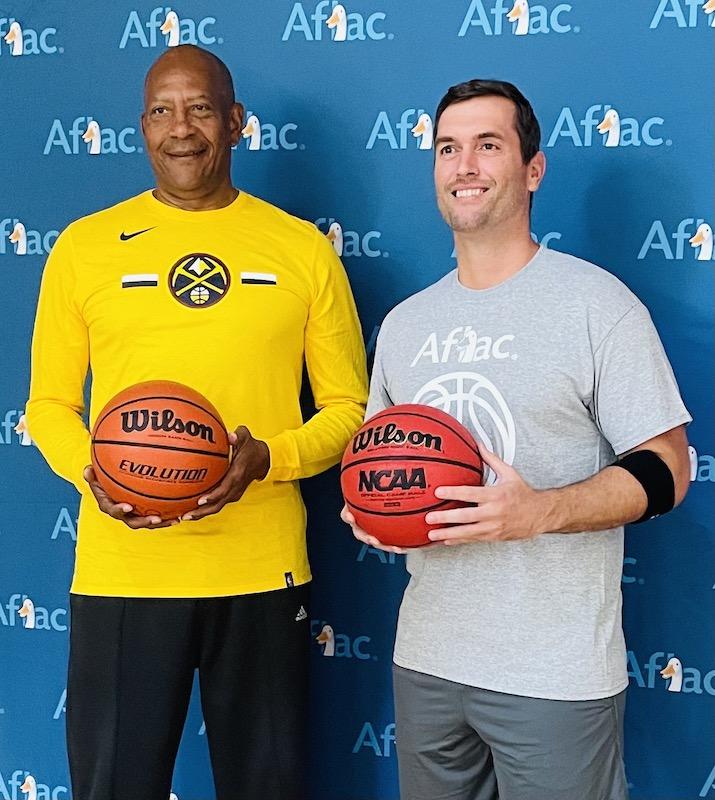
[84,466,172,529]
[340,504,410,554]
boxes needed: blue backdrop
[1,2,713,799]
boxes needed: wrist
[533,488,560,535]
[252,439,270,481]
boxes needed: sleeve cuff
[263,431,298,483]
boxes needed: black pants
[67,584,310,800]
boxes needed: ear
[527,151,546,193]
[229,102,244,147]
[140,112,146,138]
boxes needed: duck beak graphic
[660,664,676,678]
[327,10,340,27]
[507,4,522,20]
[412,120,426,136]
[160,18,173,34]
[690,230,705,246]
[596,117,612,133]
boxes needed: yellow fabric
[27,190,367,597]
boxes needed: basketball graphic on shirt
[413,372,516,484]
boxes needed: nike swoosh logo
[120,227,156,241]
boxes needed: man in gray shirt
[342,80,691,800]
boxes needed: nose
[168,108,194,139]
[456,148,481,177]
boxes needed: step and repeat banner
[1,2,713,799]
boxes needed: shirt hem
[70,575,312,598]
[392,654,629,702]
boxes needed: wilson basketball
[91,380,230,519]
[341,404,483,547]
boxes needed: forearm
[26,398,91,493]
[536,466,648,534]
[264,398,366,482]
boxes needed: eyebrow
[434,131,506,147]
[147,94,214,105]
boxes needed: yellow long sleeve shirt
[27,190,368,597]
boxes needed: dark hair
[434,79,540,164]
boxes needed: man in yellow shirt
[27,45,367,800]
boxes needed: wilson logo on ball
[121,408,216,443]
[351,422,442,454]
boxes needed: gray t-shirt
[367,246,691,701]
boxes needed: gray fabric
[368,247,691,700]
[393,665,629,800]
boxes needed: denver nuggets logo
[168,253,231,308]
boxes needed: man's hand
[84,466,172,529]
[340,504,411,554]
[425,447,548,545]
[181,426,270,521]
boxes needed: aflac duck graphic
[82,121,102,155]
[660,657,683,693]
[316,624,335,656]
[19,598,36,629]
[160,11,181,46]
[21,776,37,800]
[597,109,620,147]
[704,0,715,25]
[326,222,344,256]
[326,4,348,41]
[507,0,530,35]
[4,21,23,55]
[9,222,27,255]
[411,113,434,150]
[690,223,713,261]
[241,115,261,150]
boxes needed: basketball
[91,380,231,519]
[340,404,483,547]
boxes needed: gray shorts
[393,665,629,800]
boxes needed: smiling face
[434,95,544,236]
[141,47,243,207]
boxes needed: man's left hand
[181,426,269,521]
[425,447,549,545]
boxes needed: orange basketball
[341,404,483,548]
[91,380,230,519]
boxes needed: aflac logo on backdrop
[312,620,375,659]
[44,117,140,155]
[628,650,715,695]
[1,410,33,445]
[0,772,69,800]
[0,595,67,632]
[238,113,302,151]
[366,109,433,149]
[352,722,395,756]
[650,0,715,28]
[638,218,714,261]
[282,2,391,41]
[701,764,715,798]
[546,105,668,148]
[688,446,715,482]
[317,218,386,258]
[119,8,220,48]
[0,18,61,56]
[1,221,57,256]
[458,0,578,36]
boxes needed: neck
[453,223,538,290]
[153,182,239,211]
